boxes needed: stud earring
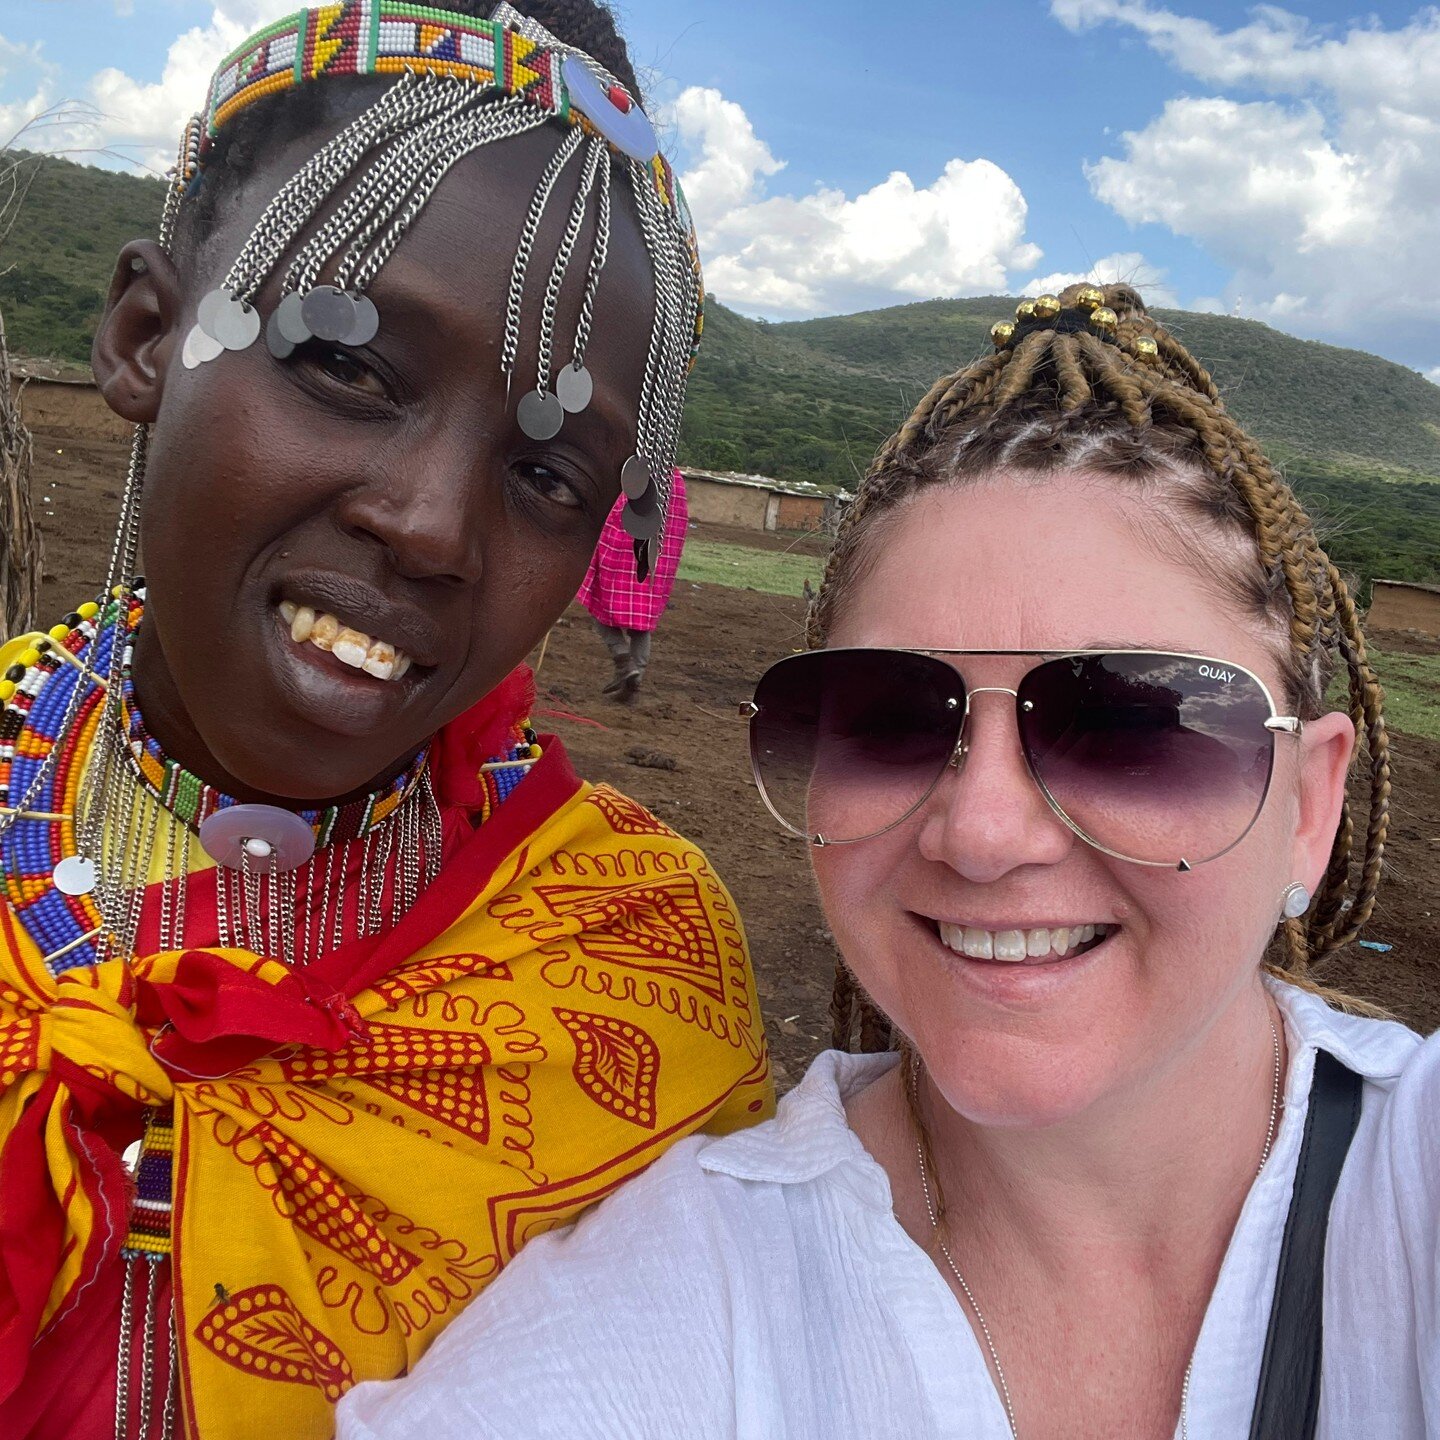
[1280,882,1311,920]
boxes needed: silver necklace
[912,1010,1283,1440]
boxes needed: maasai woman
[0,6,772,1439]
[577,468,689,702]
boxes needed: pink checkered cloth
[576,471,689,631]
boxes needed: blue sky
[2,0,1438,376]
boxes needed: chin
[921,1041,1114,1130]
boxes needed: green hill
[4,149,1439,592]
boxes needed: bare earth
[27,432,1440,1087]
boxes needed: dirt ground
[24,431,1440,1086]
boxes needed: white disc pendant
[561,56,658,163]
[556,362,593,414]
[275,291,313,345]
[211,294,262,351]
[53,855,98,896]
[182,324,225,369]
[198,804,316,873]
[346,294,381,346]
[301,285,357,343]
[620,455,651,499]
[196,287,231,340]
[265,310,296,359]
[517,389,564,440]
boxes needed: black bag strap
[1247,1048,1364,1440]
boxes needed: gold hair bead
[1015,299,1037,322]
[990,321,1016,347]
[1032,294,1061,321]
[1074,284,1105,312]
[1133,335,1159,359]
[1090,305,1119,335]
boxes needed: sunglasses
[741,649,1303,870]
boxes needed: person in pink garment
[576,469,689,702]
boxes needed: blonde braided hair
[814,283,1391,1052]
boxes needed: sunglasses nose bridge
[946,686,1021,768]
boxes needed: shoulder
[335,1053,893,1439]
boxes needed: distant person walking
[578,469,689,702]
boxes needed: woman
[0,6,772,1439]
[336,286,1437,1439]
[577,468,689,703]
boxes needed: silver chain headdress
[177,0,702,579]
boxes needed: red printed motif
[584,788,678,838]
[553,1008,659,1128]
[195,1284,355,1400]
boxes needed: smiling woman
[0,6,772,1439]
[334,286,1437,1440]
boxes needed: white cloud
[86,2,294,171]
[0,35,59,146]
[670,85,1043,317]
[1020,250,1175,305]
[1051,1,1440,355]
[1426,367,1440,387]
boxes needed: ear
[91,240,183,425]
[1290,710,1356,889]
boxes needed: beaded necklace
[0,587,538,973]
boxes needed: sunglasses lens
[1018,654,1276,865]
[749,650,965,842]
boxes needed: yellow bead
[112,585,125,598]
[990,321,1016,346]
[77,602,100,620]
[47,625,69,642]
[0,681,14,703]
[1134,336,1159,359]
[1090,305,1119,334]
[1075,285,1106,312]
[17,649,39,669]
[1033,294,1061,321]
[1015,299,1037,322]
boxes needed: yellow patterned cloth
[0,748,773,1439]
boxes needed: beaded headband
[988,285,1159,361]
[172,0,700,578]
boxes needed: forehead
[186,107,657,399]
[832,473,1277,673]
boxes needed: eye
[297,343,390,399]
[515,460,584,509]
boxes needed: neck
[130,617,420,810]
[904,981,1284,1279]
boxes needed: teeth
[962,926,993,959]
[940,922,1110,963]
[332,627,371,669]
[290,605,315,643]
[362,640,396,680]
[309,613,340,652]
[277,603,411,682]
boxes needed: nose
[916,688,1076,883]
[337,453,488,585]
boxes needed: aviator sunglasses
[741,649,1303,870]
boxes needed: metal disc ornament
[210,294,262,351]
[198,804,317,873]
[555,361,593,414]
[301,285,357,343]
[620,454,651,500]
[53,855,98,896]
[265,311,296,359]
[196,287,231,340]
[182,324,225,369]
[517,389,564,441]
[561,56,658,163]
[345,294,381,346]
[622,497,663,541]
[275,291,313,345]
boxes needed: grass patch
[1369,649,1440,742]
[1326,647,1440,741]
[678,540,824,597]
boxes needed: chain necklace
[912,1010,1283,1440]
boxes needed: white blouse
[337,982,1439,1439]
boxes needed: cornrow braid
[813,283,1391,1052]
